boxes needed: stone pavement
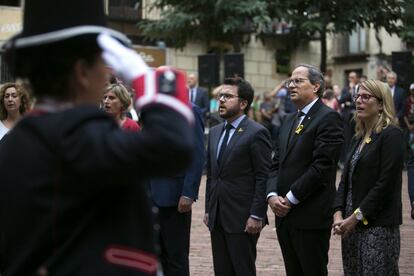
[189,171,414,275]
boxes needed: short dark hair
[297,64,324,97]
[5,35,101,100]
[223,77,254,114]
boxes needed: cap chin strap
[5,26,131,49]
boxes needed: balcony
[107,0,142,22]
[260,19,292,38]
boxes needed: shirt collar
[225,114,246,129]
[300,97,318,115]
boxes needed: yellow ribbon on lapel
[295,124,304,134]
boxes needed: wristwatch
[353,208,368,225]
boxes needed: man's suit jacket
[150,105,205,206]
[393,86,406,123]
[205,116,272,233]
[191,87,210,120]
[333,125,403,227]
[339,86,355,123]
[267,99,344,229]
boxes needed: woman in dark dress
[333,80,403,275]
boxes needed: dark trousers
[211,223,259,276]
[158,207,191,276]
[276,220,331,276]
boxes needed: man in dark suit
[188,73,210,122]
[267,64,344,276]
[149,104,205,276]
[338,71,358,166]
[387,71,406,126]
[204,77,272,276]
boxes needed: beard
[219,105,241,119]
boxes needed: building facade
[0,1,411,93]
[0,1,22,83]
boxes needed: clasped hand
[332,212,358,237]
[268,196,291,218]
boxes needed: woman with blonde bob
[333,80,403,275]
[103,83,140,132]
[0,82,30,140]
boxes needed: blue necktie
[217,124,233,166]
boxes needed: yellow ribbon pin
[238,128,244,133]
[295,124,304,134]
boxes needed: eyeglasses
[285,78,309,87]
[216,93,241,101]
[353,93,379,103]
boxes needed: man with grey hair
[187,73,210,122]
[386,71,406,126]
[267,64,344,275]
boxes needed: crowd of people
[0,1,411,276]
[200,64,407,275]
[238,69,414,222]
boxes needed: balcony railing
[108,6,141,21]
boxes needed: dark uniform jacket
[0,105,193,276]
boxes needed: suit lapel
[218,117,248,171]
[194,88,199,104]
[278,113,295,163]
[282,99,323,163]
[354,132,379,165]
[212,123,224,170]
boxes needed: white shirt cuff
[266,192,278,200]
[286,191,300,205]
[181,195,194,201]
[250,215,263,221]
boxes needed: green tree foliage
[401,0,414,42]
[140,0,404,72]
[138,0,271,51]
[267,0,403,72]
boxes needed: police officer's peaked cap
[2,0,131,50]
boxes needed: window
[0,53,14,83]
[349,25,366,54]
[335,25,367,56]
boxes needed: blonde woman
[333,80,403,275]
[0,83,30,140]
[103,83,140,132]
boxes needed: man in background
[188,73,210,123]
[387,71,406,126]
[149,104,205,276]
